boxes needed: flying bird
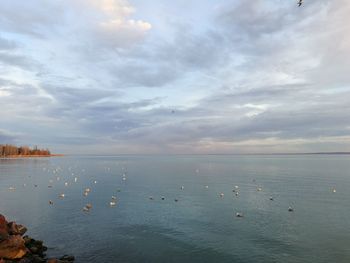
[298,0,303,7]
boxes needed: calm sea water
[1,155,350,263]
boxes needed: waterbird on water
[288,206,294,212]
[236,212,244,218]
[83,204,92,212]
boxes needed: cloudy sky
[0,0,350,154]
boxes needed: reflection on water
[1,155,350,263]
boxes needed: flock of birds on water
[5,160,338,219]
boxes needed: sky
[0,0,350,154]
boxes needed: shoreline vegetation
[0,145,62,159]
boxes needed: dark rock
[59,255,75,262]
[7,222,27,236]
[0,228,9,242]
[31,254,46,263]
[23,236,33,246]
[29,245,39,254]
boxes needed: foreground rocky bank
[0,214,74,263]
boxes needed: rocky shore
[0,214,74,263]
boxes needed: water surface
[1,155,350,262]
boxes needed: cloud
[0,129,20,144]
[0,0,349,153]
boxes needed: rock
[18,258,33,263]
[59,255,75,261]
[7,222,27,236]
[0,228,9,242]
[0,214,8,228]
[0,215,74,262]
[31,254,46,263]
[0,215,9,242]
[29,245,39,254]
[0,235,27,259]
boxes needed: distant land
[0,144,61,158]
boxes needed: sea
[1,155,350,263]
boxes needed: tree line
[0,144,51,156]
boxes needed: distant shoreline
[0,154,64,159]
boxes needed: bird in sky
[298,0,303,7]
